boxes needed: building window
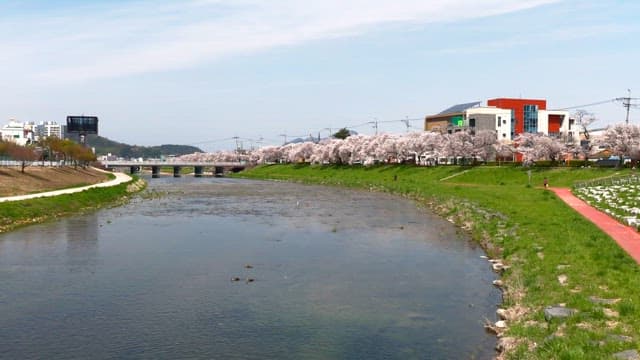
[469,118,476,127]
[523,104,538,133]
[511,110,516,138]
[502,133,506,138]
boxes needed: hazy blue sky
[1,0,638,151]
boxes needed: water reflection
[0,177,500,359]
[64,215,99,272]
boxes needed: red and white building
[425,98,576,144]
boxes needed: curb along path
[0,168,132,203]
[551,187,640,264]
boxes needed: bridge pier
[151,166,160,178]
[173,166,182,178]
[194,166,204,178]
[214,166,224,177]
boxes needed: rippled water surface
[0,177,500,359]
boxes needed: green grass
[0,176,143,233]
[236,164,640,359]
[26,182,93,194]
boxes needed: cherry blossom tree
[598,124,640,166]
[472,130,498,162]
[534,135,568,164]
[493,142,515,164]
[177,129,581,168]
[513,133,543,165]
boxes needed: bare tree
[573,109,597,141]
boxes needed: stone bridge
[103,160,247,178]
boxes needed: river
[0,177,500,359]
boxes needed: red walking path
[551,187,640,264]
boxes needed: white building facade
[1,120,36,146]
[1,120,67,146]
[36,121,66,139]
[465,107,514,142]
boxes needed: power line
[188,137,236,145]
[553,98,617,111]
[554,91,640,124]
[616,89,640,124]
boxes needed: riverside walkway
[0,169,132,203]
[551,187,640,264]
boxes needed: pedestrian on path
[543,177,548,188]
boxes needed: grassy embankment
[0,175,145,234]
[237,164,639,359]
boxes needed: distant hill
[84,134,203,159]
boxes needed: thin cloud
[0,0,558,83]
[435,23,636,55]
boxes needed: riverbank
[236,164,640,359]
[0,167,145,233]
[0,166,111,197]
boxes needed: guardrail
[574,174,640,189]
[0,160,63,167]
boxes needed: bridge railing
[102,161,247,167]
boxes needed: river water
[0,177,500,359]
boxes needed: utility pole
[279,134,287,145]
[401,116,411,132]
[232,136,240,162]
[369,118,378,135]
[624,89,631,124]
[232,136,240,151]
[616,89,639,124]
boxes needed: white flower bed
[574,180,640,232]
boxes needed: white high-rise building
[36,121,66,139]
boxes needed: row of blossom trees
[177,124,640,167]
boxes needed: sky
[1,0,639,151]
